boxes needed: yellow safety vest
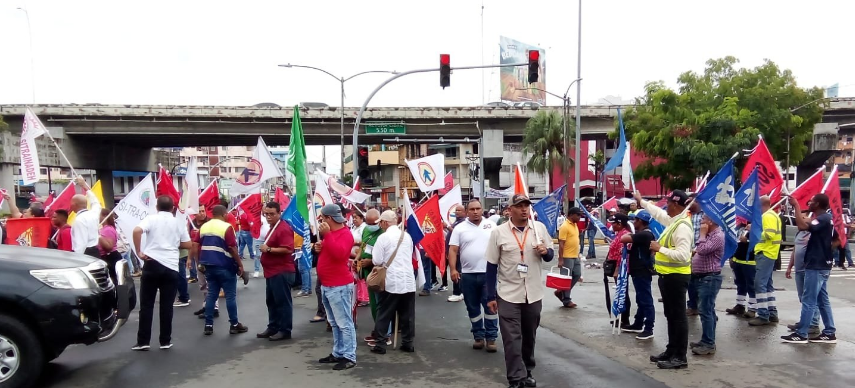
[654,216,693,275]
[754,209,782,259]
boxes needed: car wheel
[0,314,44,388]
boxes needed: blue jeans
[177,257,190,303]
[422,255,434,293]
[204,265,239,326]
[730,261,756,310]
[687,277,699,310]
[188,257,198,279]
[631,274,655,331]
[796,269,835,337]
[696,274,723,346]
[794,271,820,327]
[122,251,136,273]
[833,242,853,267]
[266,272,295,334]
[586,229,597,258]
[252,239,263,272]
[460,273,498,341]
[754,253,777,320]
[238,230,255,260]
[298,252,313,293]
[321,284,357,362]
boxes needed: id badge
[517,263,529,278]
[365,245,373,254]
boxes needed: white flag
[179,156,200,214]
[316,170,370,204]
[230,137,283,195]
[20,109,48,185]
[114,174,157,257]
[406,154,446,192]
[439,185,463,225]
[621,141,632,190]
[314,174,335,212]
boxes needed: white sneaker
[160,343,174,350]
[131,344,150,351]
[447,294,464,302]
[253,271,260,278]
[173,300,190,307]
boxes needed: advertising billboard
[499,36,546,104]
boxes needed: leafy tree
[522,110,573,177]
[621,57,825,190]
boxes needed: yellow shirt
[755,210,782,259]
[558,220,580,259]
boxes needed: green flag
[287,106,310,222]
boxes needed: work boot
[748,317,770,326]
[650,351,670,363]
[743,310,756,319]
[473,339,485,350]
[486,340,498,353]
[725,304,745,315]
[686,308,699,316]
[657,358,688,369]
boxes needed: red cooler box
[546,266,572,291]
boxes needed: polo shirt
[804,213,833,270]
[485,220,554,304]
[138,211,191,271]
[260,221,295,277]
[449,218,497,273]
[317,226,354,287]
[558,220,580,259]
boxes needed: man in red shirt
[237,210,255,262]
[256,202,295,341]
[51,209,73,251]
[313,204,357,371]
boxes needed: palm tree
[521,110,573,177]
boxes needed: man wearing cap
[620,210,656,340]
[485,194,554,388]
[636,189,694,369]
[556,206,584,308]
[313,204,357,371]
[686,194,705,316]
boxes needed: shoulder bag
[366,230,407,293]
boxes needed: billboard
[499,36,546,104]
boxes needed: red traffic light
[528,50,539,62]
[440,54,450,66]
[358,148,369,157]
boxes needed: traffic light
[357,146,370,180]
[439,54,450,89]
[527,50,539,83]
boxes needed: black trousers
[137,259,178,346]
[373,291,416,349]
[266,272,296,334]
[498,298,542,384]
[659,273,690,361]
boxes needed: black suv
[0,245,136,388]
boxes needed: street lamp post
[574,0,583,202]
[278,65,397,172]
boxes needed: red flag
[44,182,76,218]
[742,138,784,203]
[274,187,290,210]
[414,195,446,277]
[237,193,263,239]
[514,165,526,195]
[198,180,220,215]
[789,169,824,209]
[5,217,52,247]
[438,172,454,195]
[601,196,618,212]
[43,192,56,208]
[156,165,181,205]
[822,167,847,242]
[654,197,668,208]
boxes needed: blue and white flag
[736,167,764,253]
[611,247,630,317]
[403,191,425,245]
[532,185,567,238]
[577,199,614,240]
[603,107,627,173]
[281,197,313,264]
[695,158,738,264]
[648,219,666,240]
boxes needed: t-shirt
[98,225,119,256]
[238,213,252,231]
[56,225,73,252]
[805,213,834,270]
[139,211,192,271]
[628,230,655,276]
[317,226,355,287]
[260,221,296,277]
[449,218,497,273]
[793,230,811,272]
[558,220,580,259]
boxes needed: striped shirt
[691,211,704,246]
[691,226,724,274]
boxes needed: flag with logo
[414,195,446,275]
[439,172,454,195]
[281,192,312,266]
[45,182,76,219]
[237,192,263,239]
[156,164,181,205]
[742,137,784,203]
[4,218,52,247]
[611,247,630,318]
[406,154,445,192]
[231,137,283,195]
[822,165,847,242]
[736,167,764,255]
[314,174,335,214]
[577,199,614,240]
[696,158,738,264]
[20,109,47,186]
[198,180,220,215]
[316,170,369,204]
[533,185,566,238]
[438,184,463,226]
[114,174,157,257]
[789,168,824,209]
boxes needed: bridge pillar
[96,170,116,209]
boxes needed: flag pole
[516,162,543,244]
[28,108,79,178]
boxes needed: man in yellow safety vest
[748,196,782,326]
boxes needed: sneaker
[636,330,654,340]
[781,333,808,344]
[438,286,449,292]
[333,359,356,370]
[198,309,220,319]
[809,334,837,344]
[692,344,716,355]
[621,323,644,333]
[230,323,249,334]
[319,354,342,364]
[204,325,214,336]
[160,343,173,350]
[447,294,464,302]
[173,300,191,307]
[131,344,150,351]
[253,271,260,278]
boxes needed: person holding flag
[748,196,783,327]
[620,210,656,340]
[256,201,296,342]
[70,176,103,257]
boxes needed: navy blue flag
[736,167,764,253]
[695,158,738,264]
[577,199,614,240]
[611,247,630,317]
[533,185,567,238]
[603,108,627,173]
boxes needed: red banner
[156,165,181,205]
[823,171,847,242]
[44,182,76,218]
[238,193,263,239]
[5,217,52,247]
[414,195,446,276]
[742,138,784,203]
[789,169,824,209]
[198,180,220,215]
[438,172,454,195]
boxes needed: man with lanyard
[449,200,498,353]
[256,201,296,341]
[638,189,693,370]
[355,209,390,347]
[556,206,584,308]
[748,196,782,327]
[70,176,103,257]
[445,204,466,301]
[485,194,554,388]
[685,195,704,317]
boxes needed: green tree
[522,110,573,176]
[621,57,825,190]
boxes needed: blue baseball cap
[631,209,653,223]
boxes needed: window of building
[39,168,47,175]
[445,147,459,158]
[449,166,458,178]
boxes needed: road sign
[365,123,406,135]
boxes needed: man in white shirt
[369,210,423,355]
[131,196,192,351]
[70,176,103,257]
[449,199,498,352]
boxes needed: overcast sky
[2,0,852,174]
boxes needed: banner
[604,108,628,173]
[231,136,283,195]
[114,174,157,256]
[577,199,614,240]
[4,217,52,247]
[532,185,566,238]
[499,36,546,104]
[198,180,220,215]
[414,195,445,275]
[742,138,784,203]
[788,168,824,209]
[439,172,454,195]
[611,247,630,317]
[822,165,847,242]
[485,186,514,199]
[438,185,463,226]
[274,187,290,210]
[316,170,371,204]
[736,167,764,256]
[406,154,446,192]
[20,109,47,185]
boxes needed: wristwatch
[266,247,272,253]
